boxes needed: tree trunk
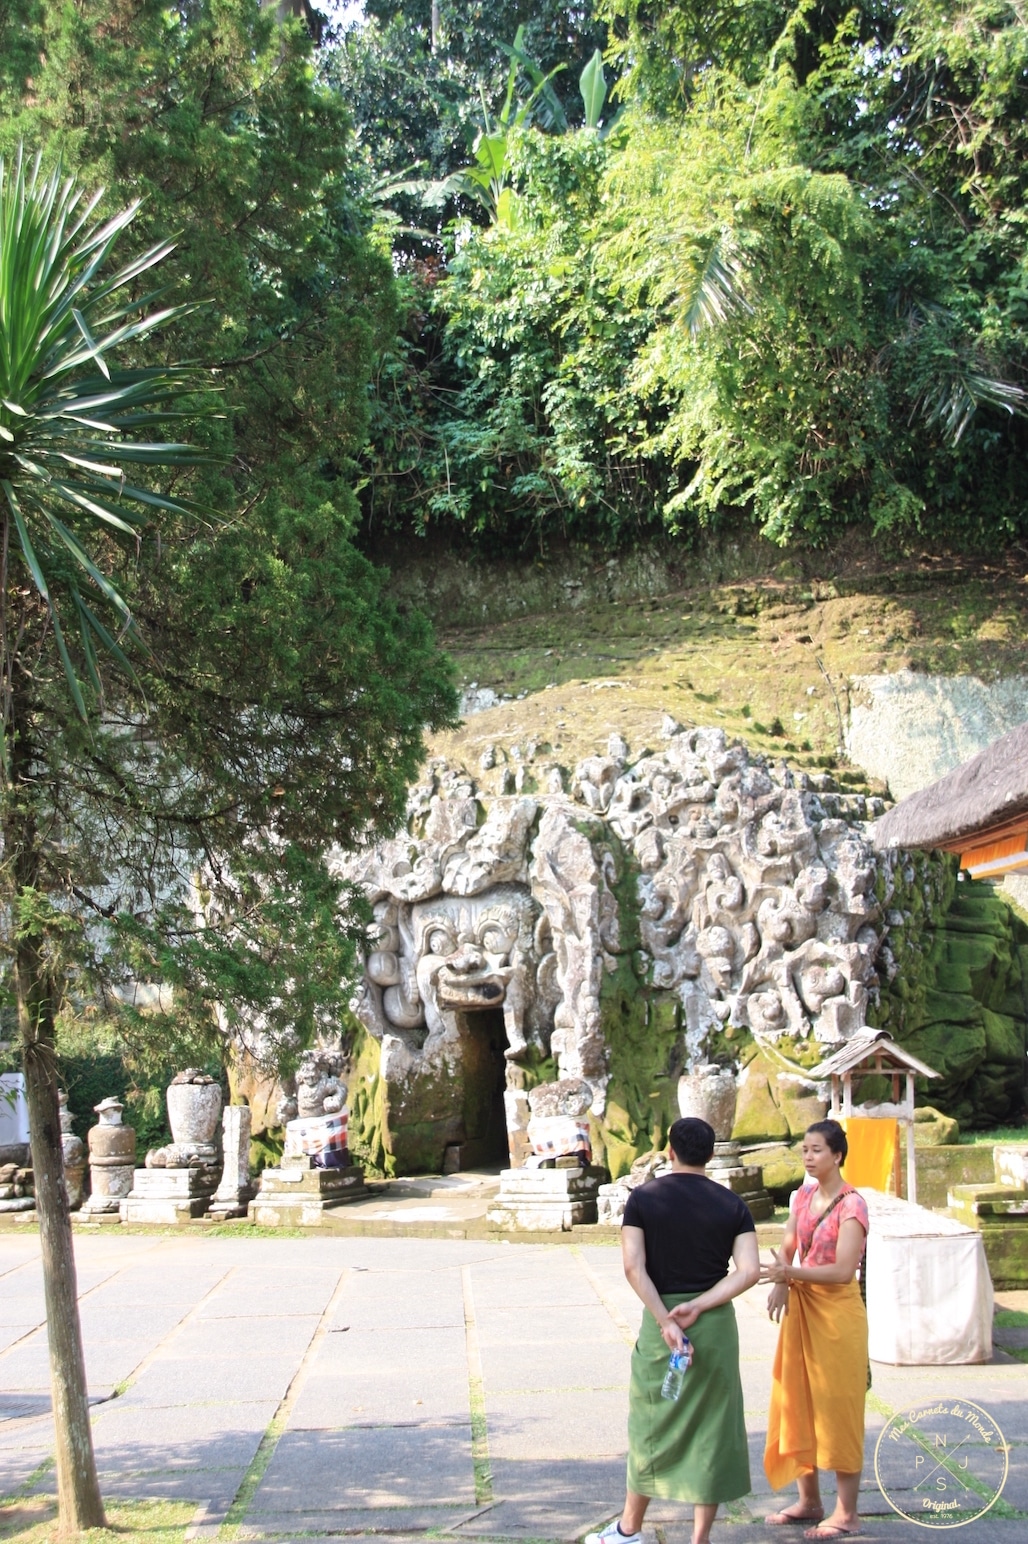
[7,709,105,1532]
[20,969,106,1532]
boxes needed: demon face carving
[364,883,553,1058]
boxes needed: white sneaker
[585,1523,642,1544]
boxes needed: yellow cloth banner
[842,1116,898,1191]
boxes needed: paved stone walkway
[0,1233,1024,1542]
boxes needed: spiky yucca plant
[0,147,207,721]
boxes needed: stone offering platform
[1,1232,1026,1544]
[249,1154,367,1226]
[120,1167,218,1226]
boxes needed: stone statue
[278,1049,350,1168]
[59,1091,86,1209]
[677,1064,737,1143]
[125,1073,223,1223]
[277,1049,346,1124]
[209,1104,255,1218]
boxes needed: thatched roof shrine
[808,1028,940,1084]
[870,719,1028,879]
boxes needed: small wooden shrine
[871,720,1028,879]
[808,1029,940,1204]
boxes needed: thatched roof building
[870,719,1028,879]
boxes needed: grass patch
[0,1499,196,1544]
[429,556,1028,784]
[959,1126,1028,1145]
[995,1308,1028,1328]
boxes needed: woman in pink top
[760,1120,869,1539]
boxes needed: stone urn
[58,1090,86,1209]
[81,1098,136,1214]
[167,1070,223,1148]
[677,1064,738,1143]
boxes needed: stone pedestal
[79,1098,136,1220]
[702,1138,774,1219]
[120,1166,218,1225]
[487,1161,601,1231]
[208,1105,255,1219]
[248,1153,366,1227]
[596,1181,625,1226]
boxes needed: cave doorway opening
[452,1007,510,1171]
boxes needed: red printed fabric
[289,1113,348,1157]
[795,1184,868,1267]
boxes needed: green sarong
[626,1293,750,1505]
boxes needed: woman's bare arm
[761,1216,866,1286]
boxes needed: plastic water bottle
[660,1339,691,1401]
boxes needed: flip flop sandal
[765,1511,826,1526]
[802,1527,863,1540]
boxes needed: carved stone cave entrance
[449,1007,510,1171]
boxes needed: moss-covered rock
[597,967,684,1179]
[346,1024,390,1175]
[733,1050,790,1143]
[912,1105,960,1146]
[750,1141,806,1202]
[874,874,1028,1128]
[981,1009,1024,1066]
[903,1017,987,1093]
[776,1080,829,1138]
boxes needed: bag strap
[799,1185,851,1263]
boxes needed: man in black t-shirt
[586,1117,760,1544]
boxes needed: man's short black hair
[668,1116,715,1166]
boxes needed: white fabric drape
[862,1190,993,1364]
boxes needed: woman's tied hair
[805,1118,848,1164]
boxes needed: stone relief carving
[333,725,897,1168]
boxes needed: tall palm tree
[1,148,209,1532]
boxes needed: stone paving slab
[0,1324,39,1355]
[290,1367,469,1429]
[330,1271,467,1330]
[485,1389,628,1461]
[252,1427,477,1510]
[167,1315,320,1362]
[456,1459,626,1538]
[1,1230,1024,1544]
[479,1335,628,1394]
[89,1403,275,1472]
[123,1353,302,1408]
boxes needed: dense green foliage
[0,1,457,1079]
[332,0,1027,551]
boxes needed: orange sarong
[764,1280,868,1490]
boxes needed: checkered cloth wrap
[284,1112,348,1159]
[527,1115,591,1162]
